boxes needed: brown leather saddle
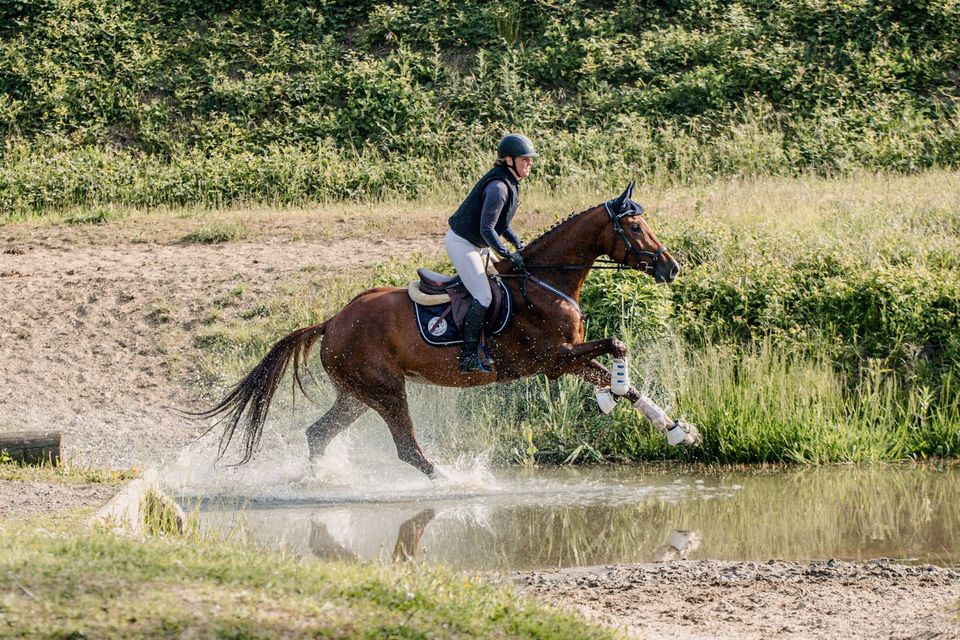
[415,268,508,331]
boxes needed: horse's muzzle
[654,259,679,283]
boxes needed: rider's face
[510,156,534,179]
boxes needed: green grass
[1,0,958,212]
[63,207,121,225]
[184,171,960,465]
[180,222,248,244]
[0,514,615,639]
[0,461,140,485]
[474,341,960,466]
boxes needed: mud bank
[511,559,960,639]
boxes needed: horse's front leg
[542,338,628,378]
[560,357,702,447]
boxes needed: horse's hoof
[427,467,450,483]
[667,420,702,447]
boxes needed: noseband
[604,201,666,271]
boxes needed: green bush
[1,0,959,211]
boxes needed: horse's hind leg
[306,393,369,459]
[359,381,436,477]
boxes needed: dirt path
[0,479,119,520]
[513,560,960,639]
[0,212,436,467]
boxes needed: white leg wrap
[633,395,671,432]
[611,357,630,396]
[633,395,701,446]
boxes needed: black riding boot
[458,299,489,373]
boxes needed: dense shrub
[1,0,959,211]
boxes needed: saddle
[408,268,512,345]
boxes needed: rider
[446,133,537,373]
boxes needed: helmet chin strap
[502,157,522,180]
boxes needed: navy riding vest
[448,165,519,248]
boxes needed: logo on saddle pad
[427,317,448,337]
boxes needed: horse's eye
[631,223,641,232]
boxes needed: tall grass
[183,172,960,464]
[477,341,960,466]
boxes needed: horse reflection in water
[650,530,702,562]
[308,509,436,563]
[196,183,701,477]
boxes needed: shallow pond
[182,463,960,571]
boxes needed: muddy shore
[512,560,960,639]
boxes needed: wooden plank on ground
[0,431,62,465]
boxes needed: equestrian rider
[446,133,537,373]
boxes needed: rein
[499,271,583,318]
[522,260,628,271]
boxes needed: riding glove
[508,251,525,271]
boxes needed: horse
[198,182,702,477]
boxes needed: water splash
[160,386,500,503]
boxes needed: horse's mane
[525,205,597,251]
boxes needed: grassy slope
[1,0,959,211]
[0,505,614,639]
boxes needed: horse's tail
[192,320,328,465]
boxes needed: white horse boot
[610,357,629,395]
[633,395,702,446]
[595,387,618,414]
[665,420,702,446]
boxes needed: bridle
[603,200,667,272]
[499,199,671,314]
[514,200,669,273]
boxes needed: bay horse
[199,182,701,477]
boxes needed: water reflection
[191,464,960,570]
[307,508,437,562]
[650,530,702,562]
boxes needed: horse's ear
[612,181,634,212]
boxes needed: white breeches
[445,229,492,307]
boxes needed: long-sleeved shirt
[479,180,523,257]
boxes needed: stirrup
[458,345,492,373]
[458,350,483,373]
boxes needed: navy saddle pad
[413,279,512,346]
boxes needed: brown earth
[0,479,119,520]
[512,560,960,640]
[2,210,959,639]
[0,208,439,468]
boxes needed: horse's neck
[522,207,609,300]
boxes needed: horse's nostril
[670,266,679,279]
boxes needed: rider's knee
[474,289,493,307]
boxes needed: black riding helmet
[497,133,539,159]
